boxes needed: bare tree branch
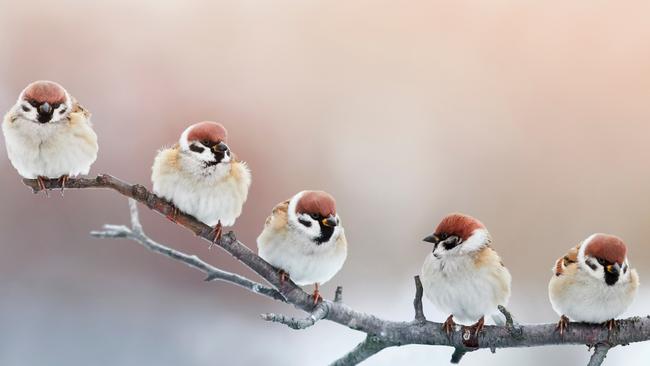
[90,198,284,302]
[261,302,328,330]
[334,286,343,303]
[450,347,469,364]
[24,175,650,365]
[330,335,391,366]
[588,344,611,366]
[413,275,426,323]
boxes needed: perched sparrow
[257,190,347,304]
[549,233,639,335]
[421,213,512,335]
[2,80,98,193]
[151,121,251,241]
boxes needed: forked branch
[23,175,650,365]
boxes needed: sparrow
[151,121,251,241]
[257,190,347,304]
[421,213,512,335]
[549,233,639,335]
[2,80,98,194]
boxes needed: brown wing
[264,200,290,229]
[554,243,580,276]
[70,99,91,118]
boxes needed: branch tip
[587,344,611,366]
[413,275,426,323]
[261,303,328,330]
[334,286,343,303]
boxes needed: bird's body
[549,234,639,327]
[421,245,511,324]
[258,199,347,286]
[258,191,347,303]
[420,213,511,331]
[151,122,251,228]
[2,81,98,179]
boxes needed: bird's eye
[21,105,29,112]
[189,144,205,153]
[201,140,211,146]
[597,258,607,266]
[310,213,319,220]
[439,233,448,240]
[52,103,60,109]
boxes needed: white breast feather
[2,113,98,179]
[549,267,638,323]
[258,224,347,286]
[151,149,251,227]
[421,252,511,324]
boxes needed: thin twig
[498,305,515,328]
[261,302,328,330]
[450,347,468,364]
[330,335,390,366]
[90,199,285,302]
[413,275,426,323]
[587,344,611,366]
[334,286,343,303]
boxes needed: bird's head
[287,190,341,245]
[423,213,490,259]
[16,80,72,124]
[579,233,630,286]
[179,121,231,168]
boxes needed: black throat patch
[314,216,335,245]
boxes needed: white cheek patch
[459,229,490,254]
[296,213,320,238]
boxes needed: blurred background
[1,1,649,365]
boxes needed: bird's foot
[470,316,485,337]
[165,205,179,223]
[209,221,223,248]
[443,315,456,336]
[278,270,289,286]
[311,283,322,305]
[36,176,49,197]
[605,319,619,332]
[556,315,570,336]
[58,175,69,197]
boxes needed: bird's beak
[322,215,338,227]
[606,263,621,275]
[422,234,439,244]
[39,102,52,114]
[213,141,228,153]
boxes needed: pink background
[1,1,649,364]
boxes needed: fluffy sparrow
[2,80,98,193]
[421,213,512,335]
[257,190,347,304]
[549,233,639,335]
[151,121,251,241]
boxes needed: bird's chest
[421,255,497,321]
[169,173,244,226]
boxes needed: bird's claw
[471,316,485,337]
[311,283,322,305]
[209,221,223,248]
[278,270,289,286]
[165,206,179,223]
[58,175,68,197]
[606,319,619,332]
[443,315,456,336]
[556,315,570,336]
[36,176,49,197]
